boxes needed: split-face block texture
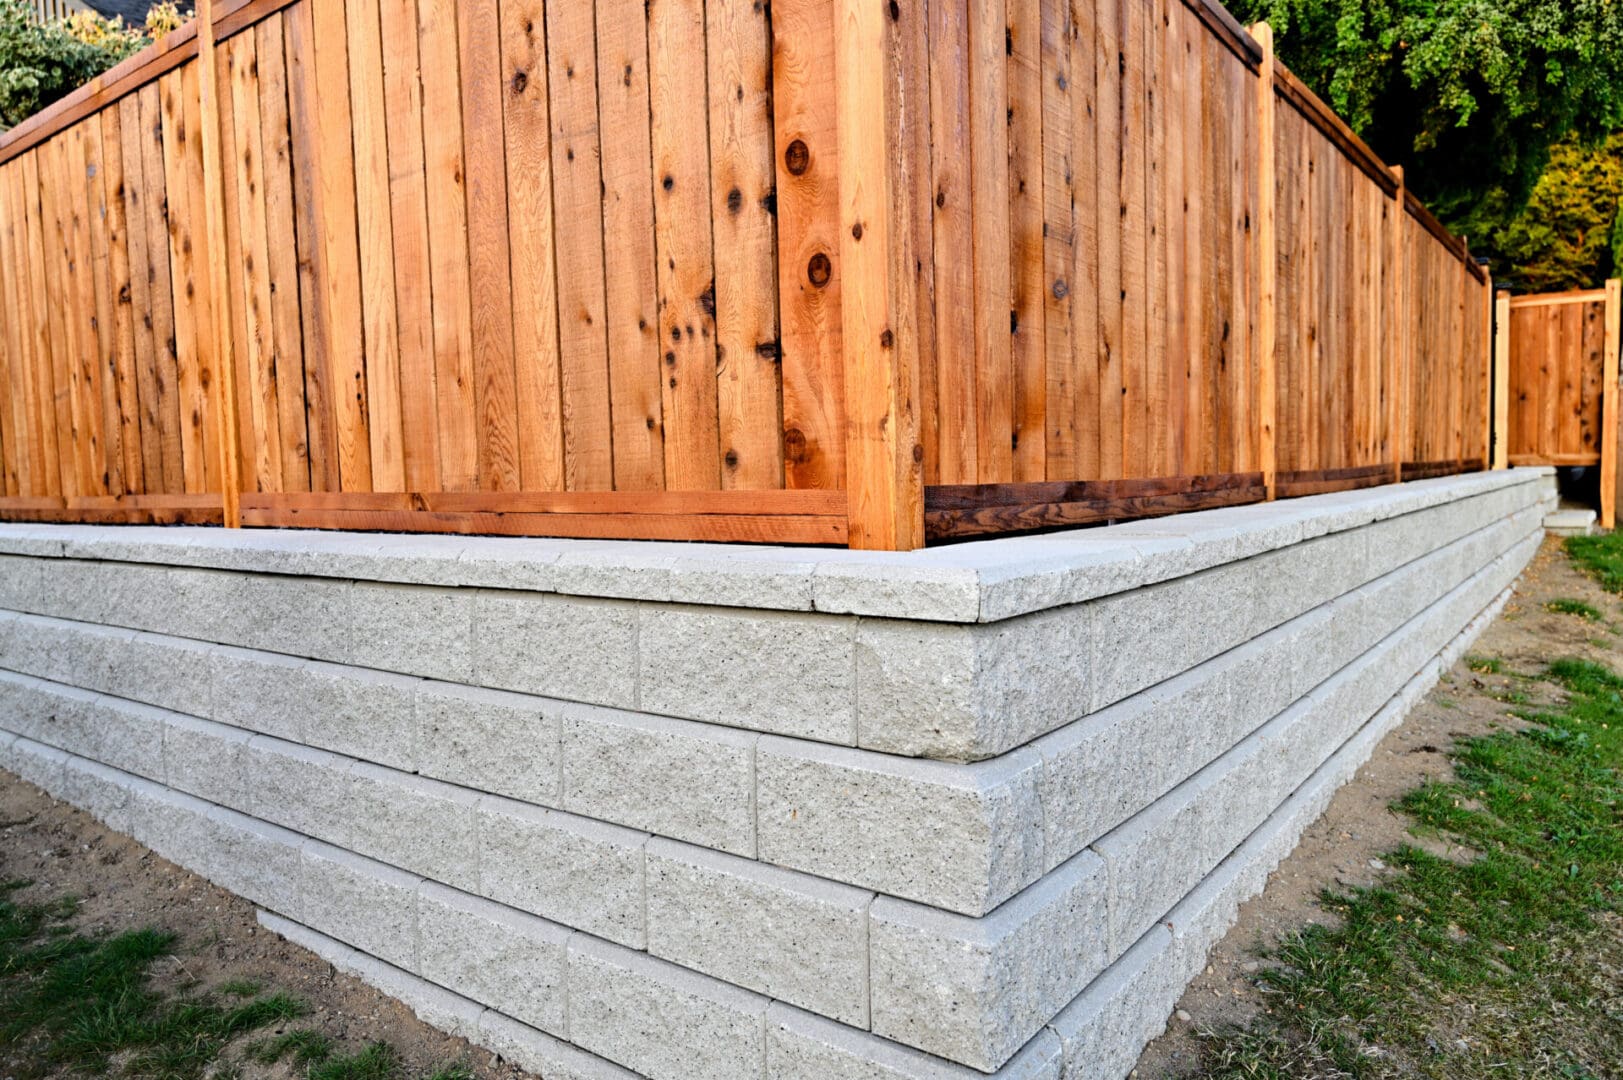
[0,470,1554,1079]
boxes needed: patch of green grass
[1547,597,1605,620]
[1192,657,1623,1079]
[1567,530,1623,594]
[0,882,474,1080]
[1466,655,1504,675]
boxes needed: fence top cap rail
[0,471,1545,626]
[1509,288,1609,308]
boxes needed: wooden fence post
[1492,289,1511,471]
[195,0,242,527]
[835,0,925,550]
[1251,22,1277,500]
[1389,167,1408,482]
[1604,278,1621,529]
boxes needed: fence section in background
[1498,282,1622,527]
[0,0,1495,549]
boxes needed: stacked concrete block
[0,469,1554,1079]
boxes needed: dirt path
[1135,535,1618,1077]
[0,779,540,1080]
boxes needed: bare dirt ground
[0,781,540,1080]
[1135,535,1617,1078]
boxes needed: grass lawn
[1192,536,1623,1079]
[0,880,471,1080]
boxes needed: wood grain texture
[648,0,722,491]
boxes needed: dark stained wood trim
[1181,0,1263,68]
[0,494,224,524]
[1274,464,1394,499]
[924,473,1268,541]
[1400,459,1486,482]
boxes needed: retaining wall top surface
[0,470,1553,624]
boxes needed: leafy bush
[0,0,188,130]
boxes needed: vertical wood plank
[414,0,476,491]
[136,83,182,491]
[837,0,925,548]
[649,0,722,490]
[927,0,975,484]
[1492,289,1510,469]
[595,0,665,491]
[308,0,372,491]
[500,0,566,492]
[81,112,123,496]
[282,3,338,492]
[1009,0,1046,481]
[709,0,783,490]
[67,125,110,494]
[1606,279,1621,526]
[457,0,521,492]
[970,0,1012,483]
[0,166,25,495]
[1252,24,1276,496]
[375,0,438,493]
[1041,0,1076,480]
[1094,0,1123,480]
[346,0,406,491]
[99,105,145,494]
[256,15,312,493]
[21,151,65,495]
[543,0,614,492]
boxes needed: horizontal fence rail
[0,0,1493,549]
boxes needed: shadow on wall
[1558,466,1601,511]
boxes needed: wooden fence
[1495,282,1622,527]
[0,0,1494,550]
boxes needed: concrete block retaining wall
[0,469,1555,1079]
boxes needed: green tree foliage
[1227,0,1623,233]
[1489,132,1623,291]
[0,0,186,130]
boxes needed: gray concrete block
[259,911,487,1043]
[163,714,251,809]
[254,660,419,773]
[348,582,473,683]
[209,647,310,742]
[765,1003,1065,1079]
[416,882,569,1037]
[1048,926,1179,1080]
[300,841,420,971]
[346,765,480,891]
[199,806,304,919]
[1035,624,1291,870]
[645,838,871,1027]
[1090,559,1256,710]
[84,695,168,783]
[125,778,215,871]
[18,680,101,763]
[563,706,756,856]
[1093,727,1278,958]
[474,592,637,710]
[811,559,983,623]
[757,737,1045,916]
[0,735,67,793]
[551,545,819,611]
[566,934,769,1080]
[1249,529,1371,635]
[477,1010,640,1080]
[0,671,75,745]
[180,569,351,661]
[119,632,215,717]
[0,554,58,614]
[348,951,488,1042]
[857,604,1092,761]
[416,682,561,807]
[244,736,354,844]
[869,850,1108,1071]
[639,605,856,744]
[476,795,646,948]
[59,756,133,834]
